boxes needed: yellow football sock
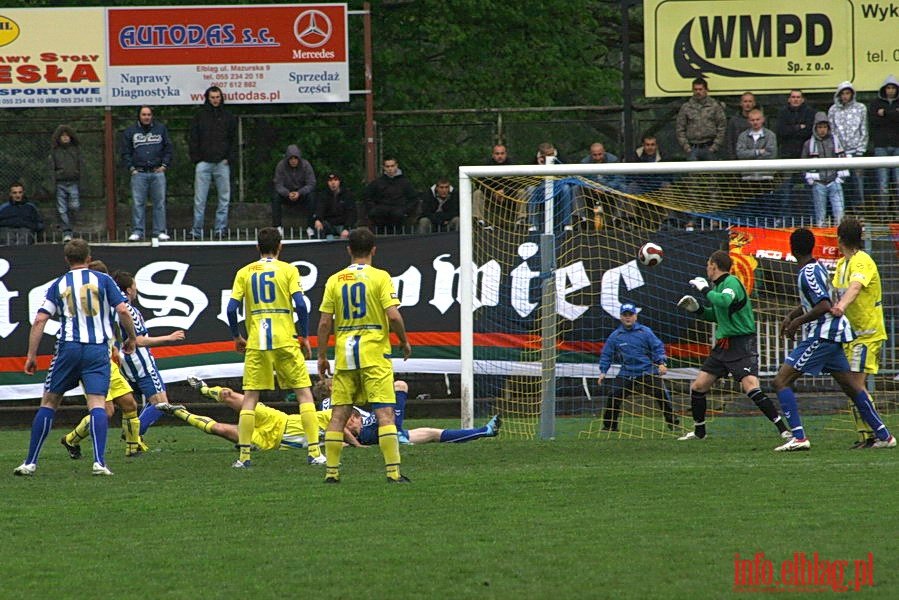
[203,386,223,402]
[300,402,321,457]
[849,399,875,442]
[237,409,255,462]
[66,415,91,445]
[122,409,141,455]
[174,408,218,434]
[378,424,401,479]
[324,430,344,479]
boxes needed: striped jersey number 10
[342,282,367,319]
[251,271,276,304]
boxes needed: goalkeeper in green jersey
[676,250,790,441]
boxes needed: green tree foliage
[0,1,634,205]
[368,0,623,109]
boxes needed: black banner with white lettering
[0,230,726,397]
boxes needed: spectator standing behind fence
[361,157,418,231]
[776,90,817,159]
[775,90,817,215]
[828,82,868,211]
[869,74,899,211]
[473,144,514,228]
[417,177,460,234]
[576,142,622,228]
[121,106,173,242]
[735,109,777,179]
[802,112,848,227]
[48,125,84,242]
[0,183,44,246]
[626,135,669,199]
[528,142,576,232]
[676,77,727,160]
[271,144,316,237]
[725,92,759,159]
[189,86,237,240]
[311,172,355,239]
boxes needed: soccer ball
[638,242,663,267]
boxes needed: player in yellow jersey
[317,227,413,483]
[162,376,501,450]
[226,227,322,468]
[831,217,895,449]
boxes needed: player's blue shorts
[45,342,110,396]
[357,423,409,446]
[785,338,850,376]
[128,371,167,400]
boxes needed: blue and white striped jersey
[118,303,160,382]
[39,268,126,345]
[798,261,853,343]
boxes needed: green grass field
[2,418,896,599]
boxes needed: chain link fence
[0,101,895,240]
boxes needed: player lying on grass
[320,379,502,446]
[156,376,502,450]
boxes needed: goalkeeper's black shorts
[700,334,759,381]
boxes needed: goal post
[459,156,899,439]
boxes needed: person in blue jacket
[121,106,173,241]
[597,303,679,431]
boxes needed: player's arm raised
[386,305,411,360]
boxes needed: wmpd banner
[0,231,726,400]
[644,0,899,96]
[0,4,348,107]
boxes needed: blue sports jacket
[598,322,666,377]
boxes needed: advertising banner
[0,8,106,108]
[106,4,349,105]
[0,4,348,107]
[730,226,839,266]
[644,0,899,96]
[0,231,726,400]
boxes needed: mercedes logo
[294,10,332,48]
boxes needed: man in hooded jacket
[869,74,899,211]
[271,144,316,236]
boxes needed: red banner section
[107,5,347,66]
[730,226,839,264]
